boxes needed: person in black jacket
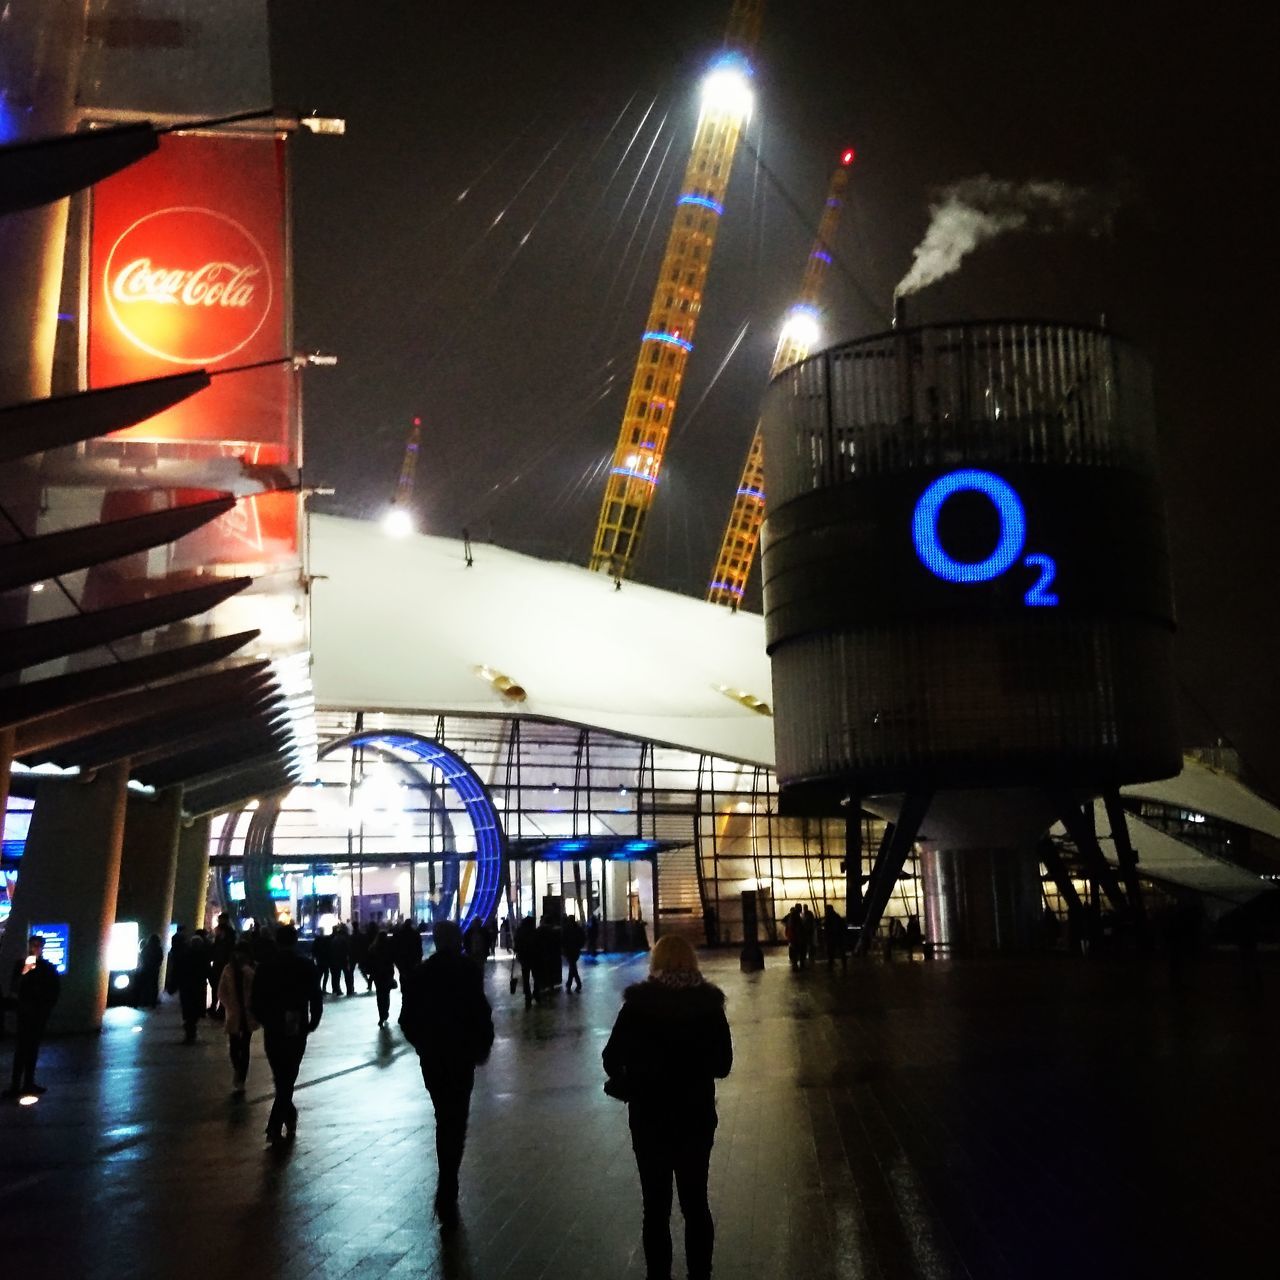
[513,914,537,1008]
[177,931,211,1043]
[250,924,323,1141]
[399,920,494,1229]
[603,935,732,1280]
[3,935,61,1099]
[368,928,397,1027]
[562,914,586,992]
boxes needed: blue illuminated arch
[330,730,505,932]
[912,469,1026,584]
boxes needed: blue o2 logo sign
[912,469,1058,607]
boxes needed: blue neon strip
[350,731,503,932]
[612,467,657,484]
[737,486,765,499]
[811,250,832,263]
[678,194,724,215]
[708,581,745,597]
[642,331,693,352]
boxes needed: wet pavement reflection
[1,948,1277,1277]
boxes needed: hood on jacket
[622,978,726,1012]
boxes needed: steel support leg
[1103,791,1149,945]
[1037,837,1086,933]
[854,791,932,956]
[1054,792,1130,917]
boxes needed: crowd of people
[142,906,732,1271]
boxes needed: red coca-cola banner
[89,132,291,454]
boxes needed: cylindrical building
[760,320,1181,947]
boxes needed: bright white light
[780,307,822,353]
[18,1094,39,1106]
[383,506,414,539]
[700,61,754,122]
[107,921,139,973]
[112,974,131,991]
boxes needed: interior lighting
[382,506,414,539]
[112,974,131,991]
[779,306,821,352]
[700,55,754,123]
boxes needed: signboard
[30,923,70,976]
[89,132,291,452]
[763,464,1175,642]
[85,130,300,579]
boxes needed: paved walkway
[1,947,1276,1278]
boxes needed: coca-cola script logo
[103,206,274,365]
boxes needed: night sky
[267,1,1277,796]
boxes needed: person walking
[208,914,237,1018]
[463,916,489,968]
[586,910,601,956]
[331,922,353,996]
[137,933,164,1008]
[392,919,423,983]
[178,930,210,1043]
[312,927,333,994]
[369,928,398,1027]
[216,939,259,1094]
[823,904,847,971]
[513,914,536,1008]
[602,935,732,1280]
[3,935,61,1099]
[164,924,186,996]
[250,924,323,1141]
[398,920,495,1229]
[562,914,586,992]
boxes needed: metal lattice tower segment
[395,417,422,507]
[588,1,765,577]
[706,151,853,606]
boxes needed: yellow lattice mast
[706,148,855,606]
[588,0,765,577]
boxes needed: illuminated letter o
[912,470,1026,584]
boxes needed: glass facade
[206,709,930,946]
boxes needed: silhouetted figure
[562,915,586,992]
[392,919,424,982]
[463,917,489,967]
[513,915,537,1007]
[312,927,333,993]
[603,936,732,1280]
[250,924,323,1141]
[703,906,719,947]
[785,904,804,970]
[164,925,186,996]
[330,923,353,996]
[137,933,164,1007]
[399,921,495,1229]
[499,916,513,953]
[353,921,374,990]
[178,931,211,1043]
[209,913,237,1018]
[823,904,847,971]
[586,911,601,956]
[534,917,562,998]
[4,936,60,1099]
[369,929,397,1027]
[802,906,818,965]
[217,939,258,1093]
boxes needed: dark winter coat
[602,978,732,1128]
[11,956,60,1029]
[398,950,494,1082]
[562,919,586,961]
[513,917,537,963]
[250,950,323,1039]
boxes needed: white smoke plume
[895,176,1119,298]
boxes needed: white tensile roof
[308,514,776,765]
[309,515,1278,903]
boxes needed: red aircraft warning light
[841,147,856,166]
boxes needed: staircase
[651,808,706,946]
